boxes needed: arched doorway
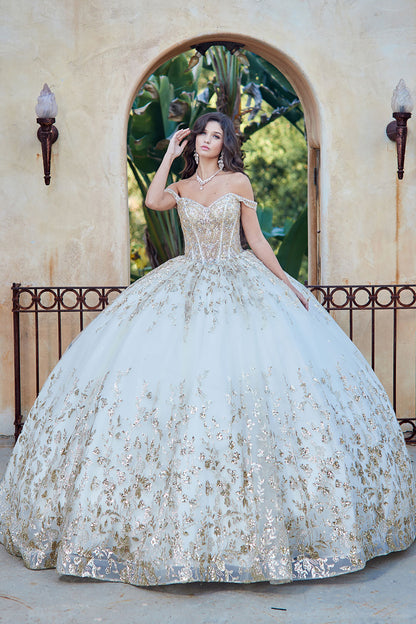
[125,35,322,284]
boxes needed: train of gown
[0,191,415,586]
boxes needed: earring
[218,151,224,170]
[194,150,199,165]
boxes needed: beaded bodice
[166,190,257,262]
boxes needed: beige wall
[1,0,416,434]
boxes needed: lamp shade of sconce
[386,79,413,180]
[391,79,414,114]
[36,84,59,185]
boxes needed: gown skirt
[0,192,415,586]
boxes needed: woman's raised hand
[167,128,191,159]
[146,128,191,211]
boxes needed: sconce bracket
[37,117,59,185]
[386,120,398,141]
[386,112,411,180]
[386,112,411,142]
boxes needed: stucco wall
[1,0,415,434]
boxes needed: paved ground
[1,436,415,624]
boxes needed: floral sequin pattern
[0,193,415,586]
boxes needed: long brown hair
[181,112,244,179]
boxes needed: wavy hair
[181,112,244,179]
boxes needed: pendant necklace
[196,168,221,190]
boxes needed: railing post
[12,283,22,442]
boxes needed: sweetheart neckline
[167,191,255,210]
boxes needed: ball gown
[0,190,415,586]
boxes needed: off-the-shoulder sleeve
[165,188,181,203]
[235,194,257,210]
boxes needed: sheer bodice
[166,190,257,262]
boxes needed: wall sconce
[36,84,59,185]
[386,79,413,180]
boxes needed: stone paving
[1,437,415,624]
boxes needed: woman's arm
[145,128,190,211]
[239,179,309,310]
[242,207,309,310]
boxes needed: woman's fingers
[178,139,188,152]
[174,128,190,142]
[170,129,190,148]
[300,295,309,310]
[167,129,190,157]
[292,287,309,311]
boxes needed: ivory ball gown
[0,190,415,586]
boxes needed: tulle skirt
[1,251,415,585]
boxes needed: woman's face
[195,121,224,159]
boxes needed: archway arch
[125,34,322,283]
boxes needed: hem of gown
[8,535,411,586]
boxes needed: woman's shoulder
[227,171,253,198]
[175,178,194,195]
[226,171,249,181]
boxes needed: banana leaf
[276,206,308,279]
[241,99,303,141]
[257,206,292,240]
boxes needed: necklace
[196,168,221,190]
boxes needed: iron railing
[11,282,416,443]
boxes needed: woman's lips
[201,146,209,151]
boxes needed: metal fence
[11,282,416,443]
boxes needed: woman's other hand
[294,289,309,310]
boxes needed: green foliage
[240,52,304,139]
[128,167,149,281]
[277,207,308,281]
[244,118,308,281]
[128,54,210,178]
[205,46,242,123]
[244,118,307,224]
[127,54,201,267]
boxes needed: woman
[0,113,415,586]
[145,114,309,309]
